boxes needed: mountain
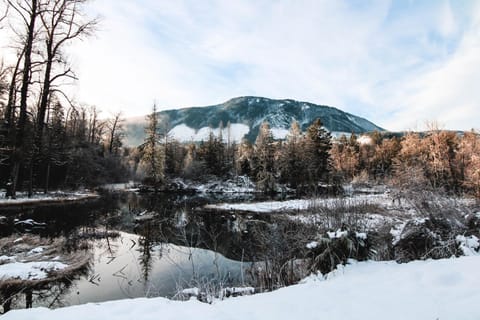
[124,96,385,146]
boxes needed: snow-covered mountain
[125,96,385,146]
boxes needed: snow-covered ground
[0,191,98,206]
[172,176,256,194]
[204,193,394,213]
[0,261,68,281]
[4,256,480,320]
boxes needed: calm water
[0,191,273,311]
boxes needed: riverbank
[0,192,99,210]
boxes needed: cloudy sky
[61,1,479,131]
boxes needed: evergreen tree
[253,122,276,194]
[279,121,305,190]
[236,139,253,177]
[140,103,165,190]
[198,128,227,177]
[304,118,332,190]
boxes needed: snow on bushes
[306,229,374,274]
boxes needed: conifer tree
[253,122,276,194]
[140,103,164,190]
[279,120,305,189]
[304,118,332,190]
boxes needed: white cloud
[2,0,477,131]
[383,1,480,131]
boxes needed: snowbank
[4,256,480,320]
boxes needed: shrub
[307,229,374,274]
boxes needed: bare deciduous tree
[36,0,98,149]
[106,112,124,155]
[5,0,41,197]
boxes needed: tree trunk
[44,161,50,194]
[11,0,38,198]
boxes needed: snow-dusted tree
[140,103,165,190]
[253,122,276,194]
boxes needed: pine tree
[236,139,253,177]
[253,122,276,194]
[140,103,165,190]
[279,121,305,189]
[304,118,332,190]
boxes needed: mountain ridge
[125,96,385,146]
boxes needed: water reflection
[0,192,263,312]
[65,231,247,305]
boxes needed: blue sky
[62,0,480,131]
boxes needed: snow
[168,123,250,143]
[168,124,196,141]
[181,288,200,296]
[14,219,47,227]
[330,131,351,139]
[0,261,68,281]
[355,232,367,240]
[4,256,480,320]
[223,287,255,296]
[271,127,289,140]
[306,241,318,249]
[357,135,373,145]
[205,194,392,213]
[27,247,45,255]
[390,222,407,245]
[0,192,98,205]
[327,229,348,239]
[456,235,480,256]
[176,176,256,194]
[0,255,16,262]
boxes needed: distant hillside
[125,96,385,146]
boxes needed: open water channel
[0,190,286,312]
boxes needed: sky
[2,0,480,131]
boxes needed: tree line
[1,1,478,199]
[0,0,128,197]
[138,105,480,198]
[330,128,480,197]
[136,109,334,195]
